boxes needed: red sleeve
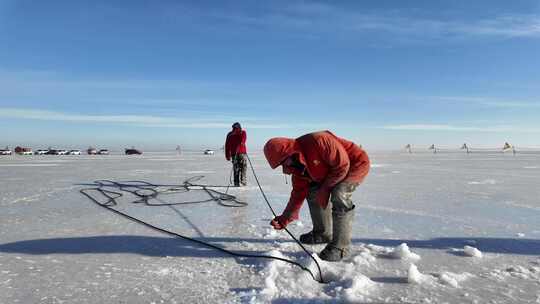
[241,130,247,146]
[225,132,232,160]
[281,175,310,220]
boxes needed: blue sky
[1,0,539,151]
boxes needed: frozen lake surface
[1,151,540,303]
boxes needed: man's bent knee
[331,182,358,212]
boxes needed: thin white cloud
[383,124,488,131]
[433,96,540,108]
[0,74,269,91]
[432,96,490,103]
[212,3,540,41]
[334,9,540,40]
[382,124,540,133]
[0,108,289,129]
[478,101,540,108]
[455,15,540,38]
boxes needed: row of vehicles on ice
[0,146,143,155]
[1,145,218,156]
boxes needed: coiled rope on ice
[80,163,325,283]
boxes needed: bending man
[263,130,369,261]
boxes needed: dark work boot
[319,207,354,262]
[299,231,332,244]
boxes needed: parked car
[14,146,33,155]
[98,149,109,155]
[0,148,12,155]
[35,149,49,155]
[46,149,66,155]
[125,148,142,155]
[67,149,81,155]
[87,147,98,155]
[203,149,215,155]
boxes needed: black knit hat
[232,122,241,129]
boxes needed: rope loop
[80,172,325,283]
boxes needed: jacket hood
[264,137,298,169]
[231,127,242,134]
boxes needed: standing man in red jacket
[263,130,370,261]
[225,122,248,187]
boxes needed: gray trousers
[232,154,247,186]
[306,181,358,237]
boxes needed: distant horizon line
[2,145,540,153]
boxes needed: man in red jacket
[263,130,370,261]
[225,122,248,186]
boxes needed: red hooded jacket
[264,130,369,220]
[225,127,247,161]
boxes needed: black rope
[79,175,324,283]
[246,154,325,283]
[87,178,247,207]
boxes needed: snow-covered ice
[1,151,540,303]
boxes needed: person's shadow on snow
[1,235,540,257]
[0,235,276,258]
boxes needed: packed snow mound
[438,273,460,288]
[435,272,473,288]
[463,245,483,258]
[260,250,288,299]
[407,264,427,284]
[339,274,376,303]
[252,250,376,303]
[351,249,377,266]
[388,243,421,260]
[407,264,473,288]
